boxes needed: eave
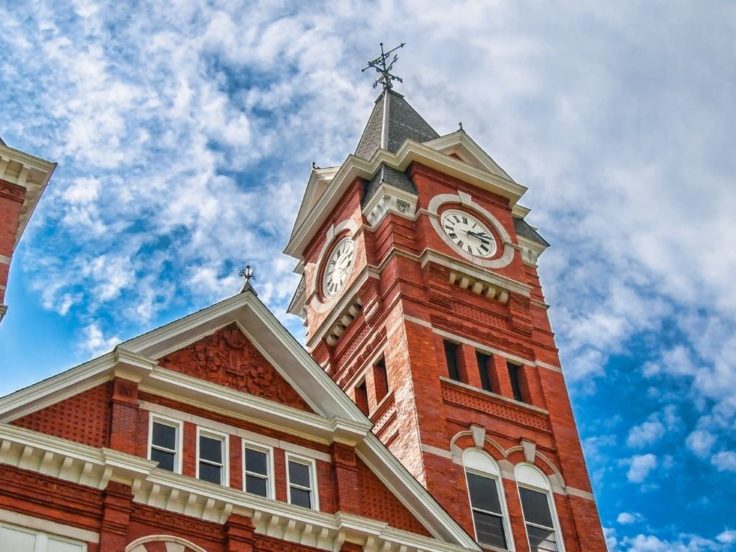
[284,141,527,260]
[0,142,56,248]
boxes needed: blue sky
[1,1,734,550]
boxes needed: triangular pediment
[157,322,312,412]
[424,130,515,182]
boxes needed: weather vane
[362,42,406,90]
[239,264,257,295]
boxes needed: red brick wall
[356,457,430,536]
[0,179,26,305]
[11,382,112,447]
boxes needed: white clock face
[440,209,497,258]
[322,237,356,298]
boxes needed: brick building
[0,137,56,323]
[0,82,606,551]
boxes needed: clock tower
[284,60,606,552]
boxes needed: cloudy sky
[1,1,734,550]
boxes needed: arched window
[463,449,511,549]
[515,464,564,552]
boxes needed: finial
[312,161,319,170]
[239,264,258,295]
[458,121,463,131]
[362,42,406,91]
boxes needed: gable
[11,382,112,447]
[356,457,430,535]
[157,323,312,413]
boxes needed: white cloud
[620,531,735,552]
[626,454,658,483]
[80,322,120,356]
[711,451,736,473]
[687,430,717,458]
[627,420,665,448]
[617,512,642,525]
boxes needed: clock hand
[467,231,491,243]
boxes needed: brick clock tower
[285,62,606,551]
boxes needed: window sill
[439,376,548,415]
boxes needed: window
[507,362,525,402]
[463,449,510,549]
[354,381,369,415]
[444,340,462,382]
[476,351,493,392]
[516,464,563,552]
[0,523,85,552]
[149,417,181,473]
[197,429,228,485]
[243,443,272,498]
[287,456,317,510]
[373,357,389,403]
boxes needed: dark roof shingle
[355,90,439,160]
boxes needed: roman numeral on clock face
[439,208,498,259]
[322,237,356,298]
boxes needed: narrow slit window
[150,419,179,473]
[520,486,559,552]
[198,432,226,485]
[373,357,389,403]
[354,381,369,415]
[476,351,493,392]
[444,341,462,382]
[288,457,316,509]
[244,445,270,498]
[507,362,525,402]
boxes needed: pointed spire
[355,43,439,160]
[354,90,439,160]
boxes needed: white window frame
[462,449,514,551]
[515,464,566,552]
[0,521,87,551]
[148,414,183,474]
[242,440,275,499]
[195,426,229,486]
[286,453,319,511]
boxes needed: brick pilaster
[330,443,360,513]
[99,481,133,551]
[224,512,255,552]
[109,378,139,454]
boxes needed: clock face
[440,209,498,258]
[322,237,356,298]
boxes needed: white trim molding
[427,192,514,269]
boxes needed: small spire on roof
[362,42,405,91]
[239,264,258,295]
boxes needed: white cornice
[285,141,527,259]
[0,143,56,248]
[0,424,476,552]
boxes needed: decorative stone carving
[159,324,311,412]
[470,425,486,448]
[521,439,537,463]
